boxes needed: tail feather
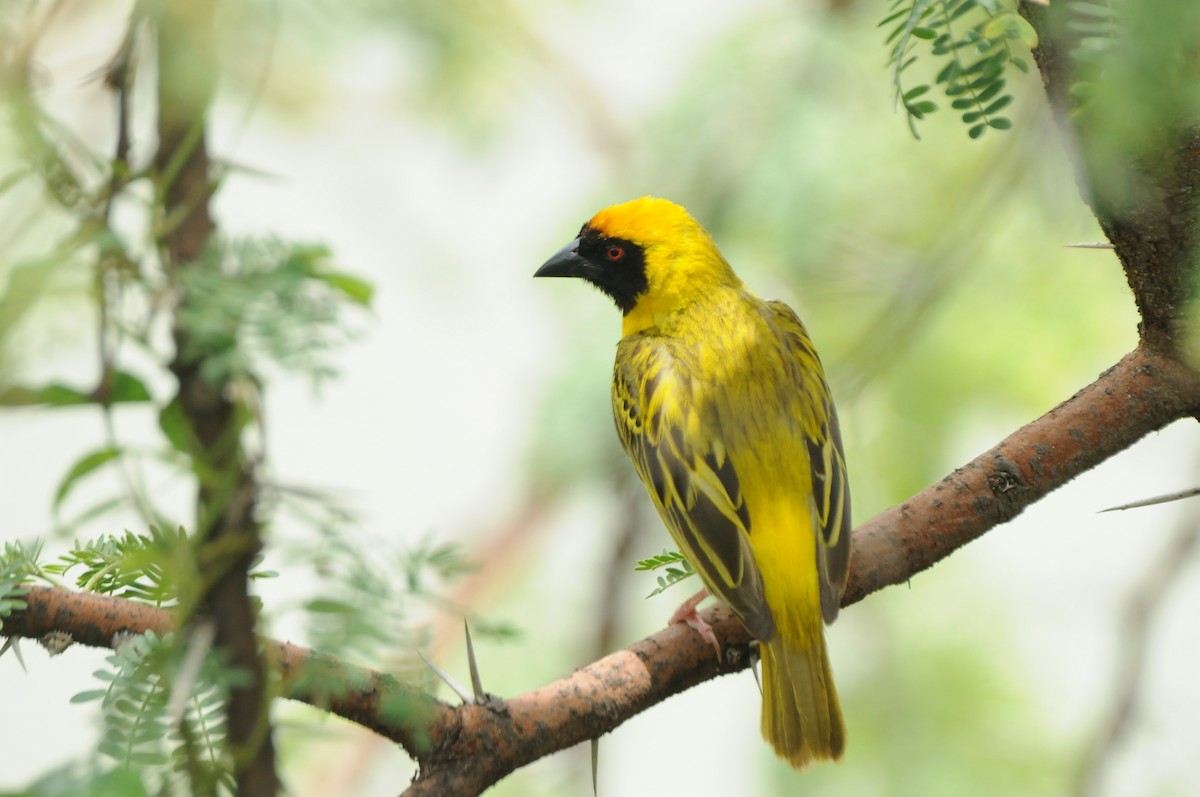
[760,635,845,769]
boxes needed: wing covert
[613,349,776,641]
[768,300,852,624]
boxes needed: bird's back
[613,287,832,641]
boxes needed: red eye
[605,245,625,261]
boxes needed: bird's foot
[669,588,721,659]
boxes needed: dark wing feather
[769,300,852,624]
[614,352,776,641]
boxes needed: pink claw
[668,588,721,659]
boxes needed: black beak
[533,238,599,280]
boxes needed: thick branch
[1022,4,1200,354]
[844,346,1200,603]
[151,1,278,793]
[5,586,440,755]
[8,345,1200,795]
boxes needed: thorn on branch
[0,637,27,672]
[1099,486,1200,512]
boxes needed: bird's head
[535,197,739,333]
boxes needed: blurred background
[2,1,1199,795]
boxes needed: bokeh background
[2,1,1199,795]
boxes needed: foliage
[0,3,380,794]
[43,529,187,606]
[175,237,372,388]
[882,0,1034,138]
[283,518,516,673]
[69,629,239,797]
[634,550,696,598]
[0,542,37,632]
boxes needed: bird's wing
[614,345,776,641]
[768,300,851,624]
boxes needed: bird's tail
[760,633,845,769]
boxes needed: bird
[534,196,851,769]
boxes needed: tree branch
[7,342,1199,795]
[5,586,442,757]
[1021,4,1200,354]
[151,0,278,792]
[844,345,1200,605]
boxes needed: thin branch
[5,586,441,757]
[8,343,1200,795]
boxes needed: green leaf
[1012,14,1038,47]
[71,688,110,703]
[0,383,90,407]
[903,84,931,100]
[53,447,122,511]
[37,384,93,406]
[311,271,375,308]
[640,550,696,597]
[635,550,690,571]
[909,100,938,114]
[987,117,1013,129]
[0,371,149,408]
[0,386,40,406]
[968,123,987,139]
[935,61,961,84]
[966,73,1002,92]
[55,495,130,535]
[106,371,152,404]
[965,52,1005,75]
[975,79,1006,104]
[983,95,1013,115]
[157,398,193,457]
[981,12,1016,40]
[948,0,977,22]
[912,26,937,40]
[306,598,354,614]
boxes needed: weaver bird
[534,197,851,768]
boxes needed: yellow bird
[535,197,851,768]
